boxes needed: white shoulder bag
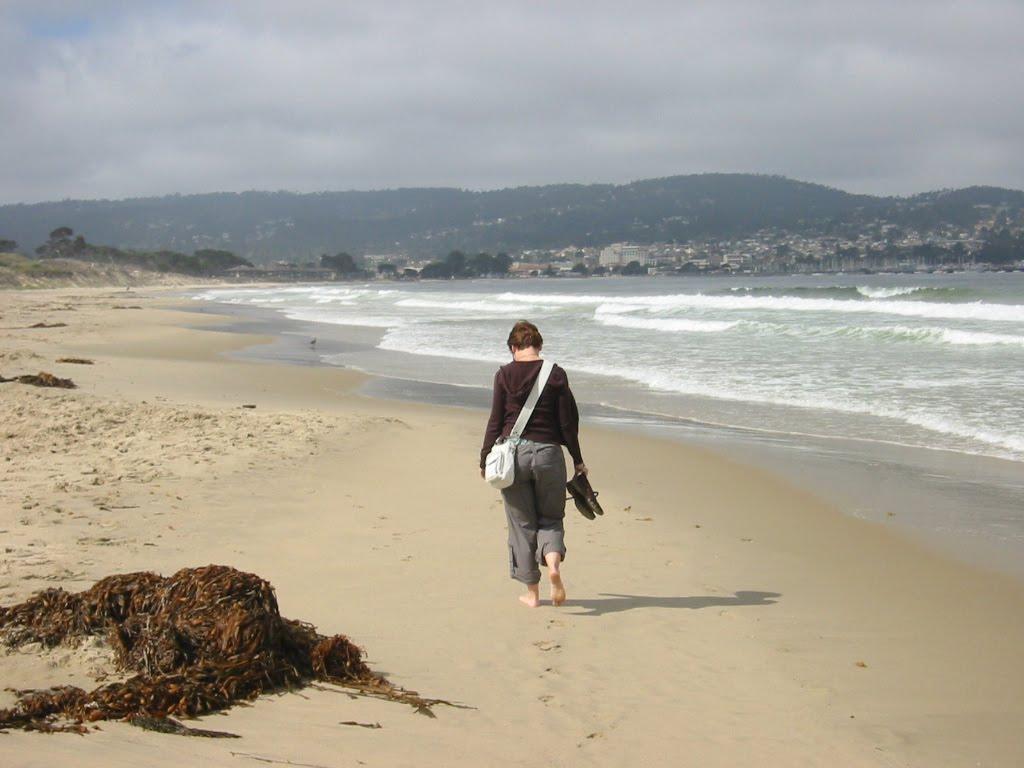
[484,360,554,490]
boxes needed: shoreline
[182,293,1024,584]
[3,286,1024,766]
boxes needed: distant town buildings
[362,253,405,268]
[222,203,1024,281]
[599,243,650,267]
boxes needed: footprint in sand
[533,640,561,652]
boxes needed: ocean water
[195,273,1024,465]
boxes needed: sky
[1,1,1022,204]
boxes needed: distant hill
[1,174,1022,263]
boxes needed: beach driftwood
[0,565,452,734]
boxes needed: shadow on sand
[566,590,781,616]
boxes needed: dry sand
[1,286,1023,767]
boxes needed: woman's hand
[574,462,588,476]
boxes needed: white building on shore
[599,243,650,267]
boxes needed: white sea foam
[826,325,1024,347]
[901,412,1024,456]
[594,313,739,333]
[377,326,505,363]
[898,377,977,390]
[590,303,649,315]
[395,298,540,314]
[282,309,406,329]
[856,286,926,299]
[588,307,1024,347]
[567,360,1024,459]
[500,291,1024,323]
[774,324,1024,347]
[934,329,1024,346]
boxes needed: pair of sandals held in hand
[566,473,604,520]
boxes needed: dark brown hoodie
[479,359,583,469]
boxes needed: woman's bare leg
[545,551,566,606]
[519,583,541,608]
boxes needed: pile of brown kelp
[0,565,446,734]
[0,371,76,388]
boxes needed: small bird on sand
[309,338,317,347]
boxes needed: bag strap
[509,360,554,439]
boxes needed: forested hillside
[1,174,1021,263]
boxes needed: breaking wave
[594,314,739,333]
[717,285,975,301]
[395,298,540,314]
[500,291,1024,323]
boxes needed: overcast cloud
[1,1,1022,204]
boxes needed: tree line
[976,228,1024,264]
[417,251,512,278]
[320,249,512,279]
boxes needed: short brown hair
[507,320,543,351]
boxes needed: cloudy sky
[1,1,1022,204]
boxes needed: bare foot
[519,584,540,608]
[549,572,566,606]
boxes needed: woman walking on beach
[480,321,586,608]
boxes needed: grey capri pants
[501,438,567,584]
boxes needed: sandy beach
[2,286,1024,767]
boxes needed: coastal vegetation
[32,227,252,275]
[0,230,249,287]
[0,252,75,282]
